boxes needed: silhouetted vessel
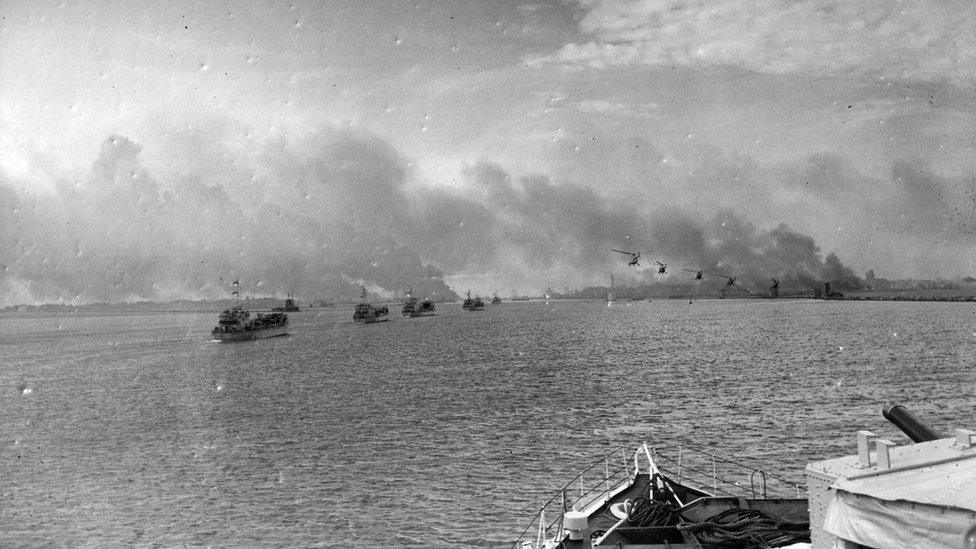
[415,298,435,316]
[212,281,288,341]
[353,286,389,324]
[491,293,502,304]
[462,290,485,311]
[401,286,436,317]
[401,287,418,316]
[272,293,300,312]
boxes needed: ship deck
[556,474,808,549]
[514,444,808,549]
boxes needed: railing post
[535,508,545,549]
[748,470,767,498]
[605,458,611,494]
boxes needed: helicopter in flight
[712,273,737,287]
[611,248,652,267]
[656,261,668,275]
[682,268,705,280]
[769,278,779,290]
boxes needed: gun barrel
[883,404,942,442]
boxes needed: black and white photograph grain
[3,1,976,547]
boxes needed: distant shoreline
[841,290,976,302]
[6,288,976,314]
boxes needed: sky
[2,0,976,306]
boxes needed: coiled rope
[625,497,681,527]
[676,507,809,548]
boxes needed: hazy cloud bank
[535,0,976,86]
[2,119,972,307]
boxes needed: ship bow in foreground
[513,407,976,549]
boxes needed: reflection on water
[2,300,975,547]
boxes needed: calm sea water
[2,299,975,547]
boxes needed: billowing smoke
[2,127,867,306]
[1,131,454,305]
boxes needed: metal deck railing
[653,443,806,500]
[511,443,806,549]
[511,445,640,549]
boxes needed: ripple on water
[2,301,976,546]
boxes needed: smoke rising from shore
[0,124,951,306]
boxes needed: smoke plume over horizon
[0,126,885,307]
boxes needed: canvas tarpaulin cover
[823,458,976,548]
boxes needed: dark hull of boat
[354,302,389,323]
[355,316,389,324]
[212,325,289,341]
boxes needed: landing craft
[611,248,652,267]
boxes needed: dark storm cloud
[1,127,867,306]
